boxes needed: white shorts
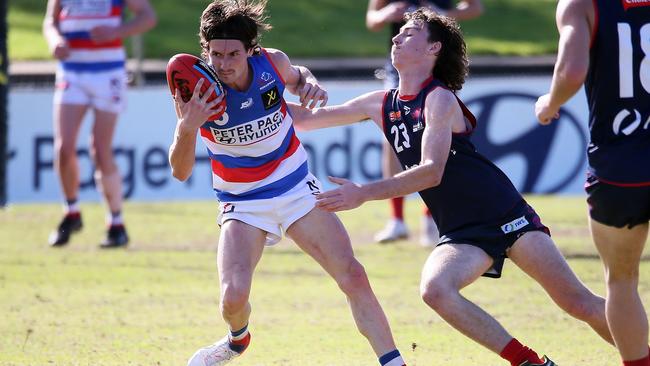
[54,66,127,114]
[217,173,323,245]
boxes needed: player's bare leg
[91,109,128,247]
[49,103,87,246]
[508,231,613,344]
[420,243,513,352]
[420,243,553,365]
[590,220,649,361]
[91,109,121,213]
[54,103,87,206]
[217,220,265,330]
[288,207,404,364]
[188,220,265,366]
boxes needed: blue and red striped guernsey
[199,49,309,202]
[58,0,126,72]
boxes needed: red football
[166,53,226,121]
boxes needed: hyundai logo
[466,92,587,193]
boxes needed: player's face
[391,20,438,68]
[207,39,253,86]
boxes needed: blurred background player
[292,9,615,366]
[169,1,407,366]
[365,0,483,246]
[43,0,156,248]
[536,0,650,365]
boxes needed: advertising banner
[7,76,590,203]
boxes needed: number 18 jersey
[586,0,650,185]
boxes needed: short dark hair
[199,0,272,59]
[405,9,468,91]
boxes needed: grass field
[2,196,650,365]
[8,0,558,61]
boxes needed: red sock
[499,338,543,366]
[623,355,650,366]
[390,197,404,220]
[228,332,251,354]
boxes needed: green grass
[8,0,558,61]
[2,196,649,365]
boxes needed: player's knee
[55,141,77,163]
[420,280,455,311]
[220,286,250,315]
[336,259,370,295]
[561,293,604,322]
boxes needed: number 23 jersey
[381,77,523,236]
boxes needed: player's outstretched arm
[536,0,592,124]
[289,90,385,131]
[316,88,459,212]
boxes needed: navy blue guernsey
[381,77,523,235]
[586,0,650,185]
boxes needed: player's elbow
[171,168,191,182]
[169,161,192,181]
[422,163,443,189]
[425,174,442,189]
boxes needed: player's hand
[535,94,560,125]
[298,80,328,109]
[51,40,70,60]
[89,25,119,43]
[315,177,366,212]
[173,79,225,131]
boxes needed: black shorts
[585,174,650,229]
[437,200,550,279]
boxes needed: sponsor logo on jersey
[500,216,529,234]
[209,109,285,145]
[262,86,281,110]
[258,72,276,90]
[261,72,273,81]
[412,120,424,132]
[240,97,254,109]
[622,0,650,10]
[403,105,411,115]
[389,110,402,122]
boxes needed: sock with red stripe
[390,197,404,220]
[228,324,251,354]
[623,355,650,366]
[499,338,543,366]
[379,349,405,366]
